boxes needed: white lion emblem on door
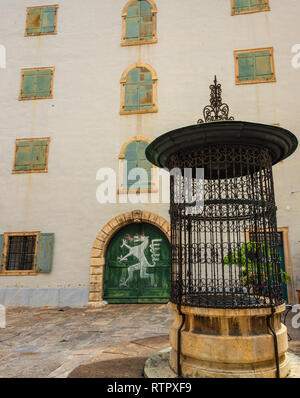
[118,233,162,287]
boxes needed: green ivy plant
[223,242,290,290]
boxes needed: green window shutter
[22,70,38,98]
[140,1,153,40]
[40,7,56,33]
[137,141,152,189]
[238,50,273,82]
[124,67,153,111]
[30,140,48,170]
[36,233,54,273]
[125,141,138,189]
[250,0,267,11]
[36,69,52,98]
[21,69,52,99]
[234,0,267,13]
[15,140,33,171]
[237,53,255,81]
[125,1,140,41]
[139,84,153,109]
[254,51,273,80]
[27,8,42,35]
[0,235,4,270]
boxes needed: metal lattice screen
[169,144,283,309]
[6,235,36,271]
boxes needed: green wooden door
[103,223,170,303]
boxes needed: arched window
[120,63,158,115]
[118,137,157,193]
[121,0,157,46]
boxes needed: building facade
[0,0,299,306]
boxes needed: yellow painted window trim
[25,4,59,37]
[12,137,50,174]
[231,0,270,16]
[245,226,294,303]
[18,66,55,101]
[120,62,158,115]
[118,136,158,194]
[234,47,276,85]
[121,0,157,46]
[1,232,40,276]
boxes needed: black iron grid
[6,235,36,271]
[169,144,284,309]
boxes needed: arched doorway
[103,222,170,303]
[88,210,170,307]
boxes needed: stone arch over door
[88,210,170,307]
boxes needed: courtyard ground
[0,304,299,378]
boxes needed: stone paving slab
[68,335,170,378]
[0,304,299,378]
[0,304,173,378]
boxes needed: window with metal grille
[6,235,36,271]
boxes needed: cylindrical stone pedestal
[169,302,290,378]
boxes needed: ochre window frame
[12,137,50,174]
[120,62,158,115]
[118,136,158,194]
[121,0,157,46]
[234,47,276,85]
[1,232,40,276]
[19,67,55,101]
[25,4,59,37]
[231,0,270,16]
[245,226,294,303]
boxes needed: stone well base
[169,302,290,378]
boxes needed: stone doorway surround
[88,210,170,308]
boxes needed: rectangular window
[13,138,50,174]
[231,0,270,15]
[1,232,39,275]
[234,47,276,85]
[0,232,55,275]
[25,5,58,36]
[19,67,55,100]
[6,235,37,271]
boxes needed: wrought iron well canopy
[146,77,298,310]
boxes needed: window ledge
[236,77,276,85]
[118,188,158,194]
[120,108,158,115]
[18,95,53,101]
[0,271,38,276]
[12,169,48,174]
[121,38,157,46]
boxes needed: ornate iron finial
[197,75,234,123]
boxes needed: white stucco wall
[0,0,299,305]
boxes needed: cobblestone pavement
[0,304,299,378]
[0,304,172,378]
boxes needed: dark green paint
[103,223,170,303]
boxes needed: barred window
[6,235,36,271]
